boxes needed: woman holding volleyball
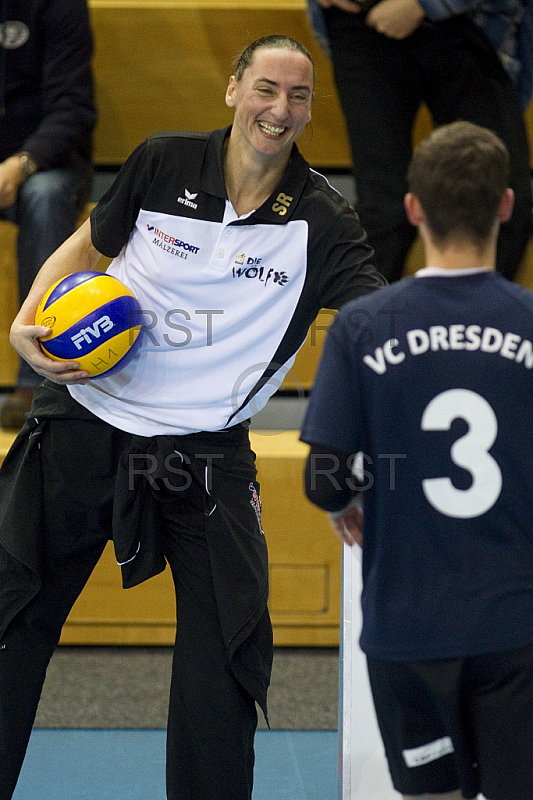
[0,35,385,800]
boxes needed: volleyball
[35,271,142,378]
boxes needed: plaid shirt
[420,0,533,107]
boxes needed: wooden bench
[88,0,351,169]
[0,428,341,646]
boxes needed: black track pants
[0,408,268,800]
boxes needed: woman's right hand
[10,317,90,385]
[8,219,104,385]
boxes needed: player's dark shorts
[367,641,533,800]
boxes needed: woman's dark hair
[233,35,314,83]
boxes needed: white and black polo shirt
[70,127,384,435]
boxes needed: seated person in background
[0,0,96,429]
[303,121,533,800]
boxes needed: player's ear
[498,187,514,223]
[226,76,237,109]
[404,192,424,227]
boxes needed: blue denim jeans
[0,160,93,389]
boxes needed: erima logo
[177,188,198,209]
[71,315,114,349]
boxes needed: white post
[339,542,397,799]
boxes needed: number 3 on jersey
[421,388,502,519]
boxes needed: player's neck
[422,230,497,272]
[223,137,290,217]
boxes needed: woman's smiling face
[226,47,313,162]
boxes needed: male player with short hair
[301,120,533,800]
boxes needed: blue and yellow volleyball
[36,271,142,378]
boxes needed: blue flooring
[13,730,338,800]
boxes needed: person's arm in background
[0,155,28,208]
[310,0,495,43]
[365,0,425,39]
[315,0,365,12]
[311,0,425,38]
[20,0,96,169]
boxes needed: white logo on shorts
[402,736,455,768]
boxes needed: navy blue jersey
[301,271,533,660]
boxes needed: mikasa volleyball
[35,271,142,378]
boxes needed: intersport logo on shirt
[147,224,200,259]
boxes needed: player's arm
[9,218,106,384]
[304,443,364,547]
[301,303,365,545]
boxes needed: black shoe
[0,388,34,430]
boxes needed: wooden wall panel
[0,429,340,646]
[88,2,533,169]
[0,222,19,388]
[88,0,351,168]
[60,431,341,646]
